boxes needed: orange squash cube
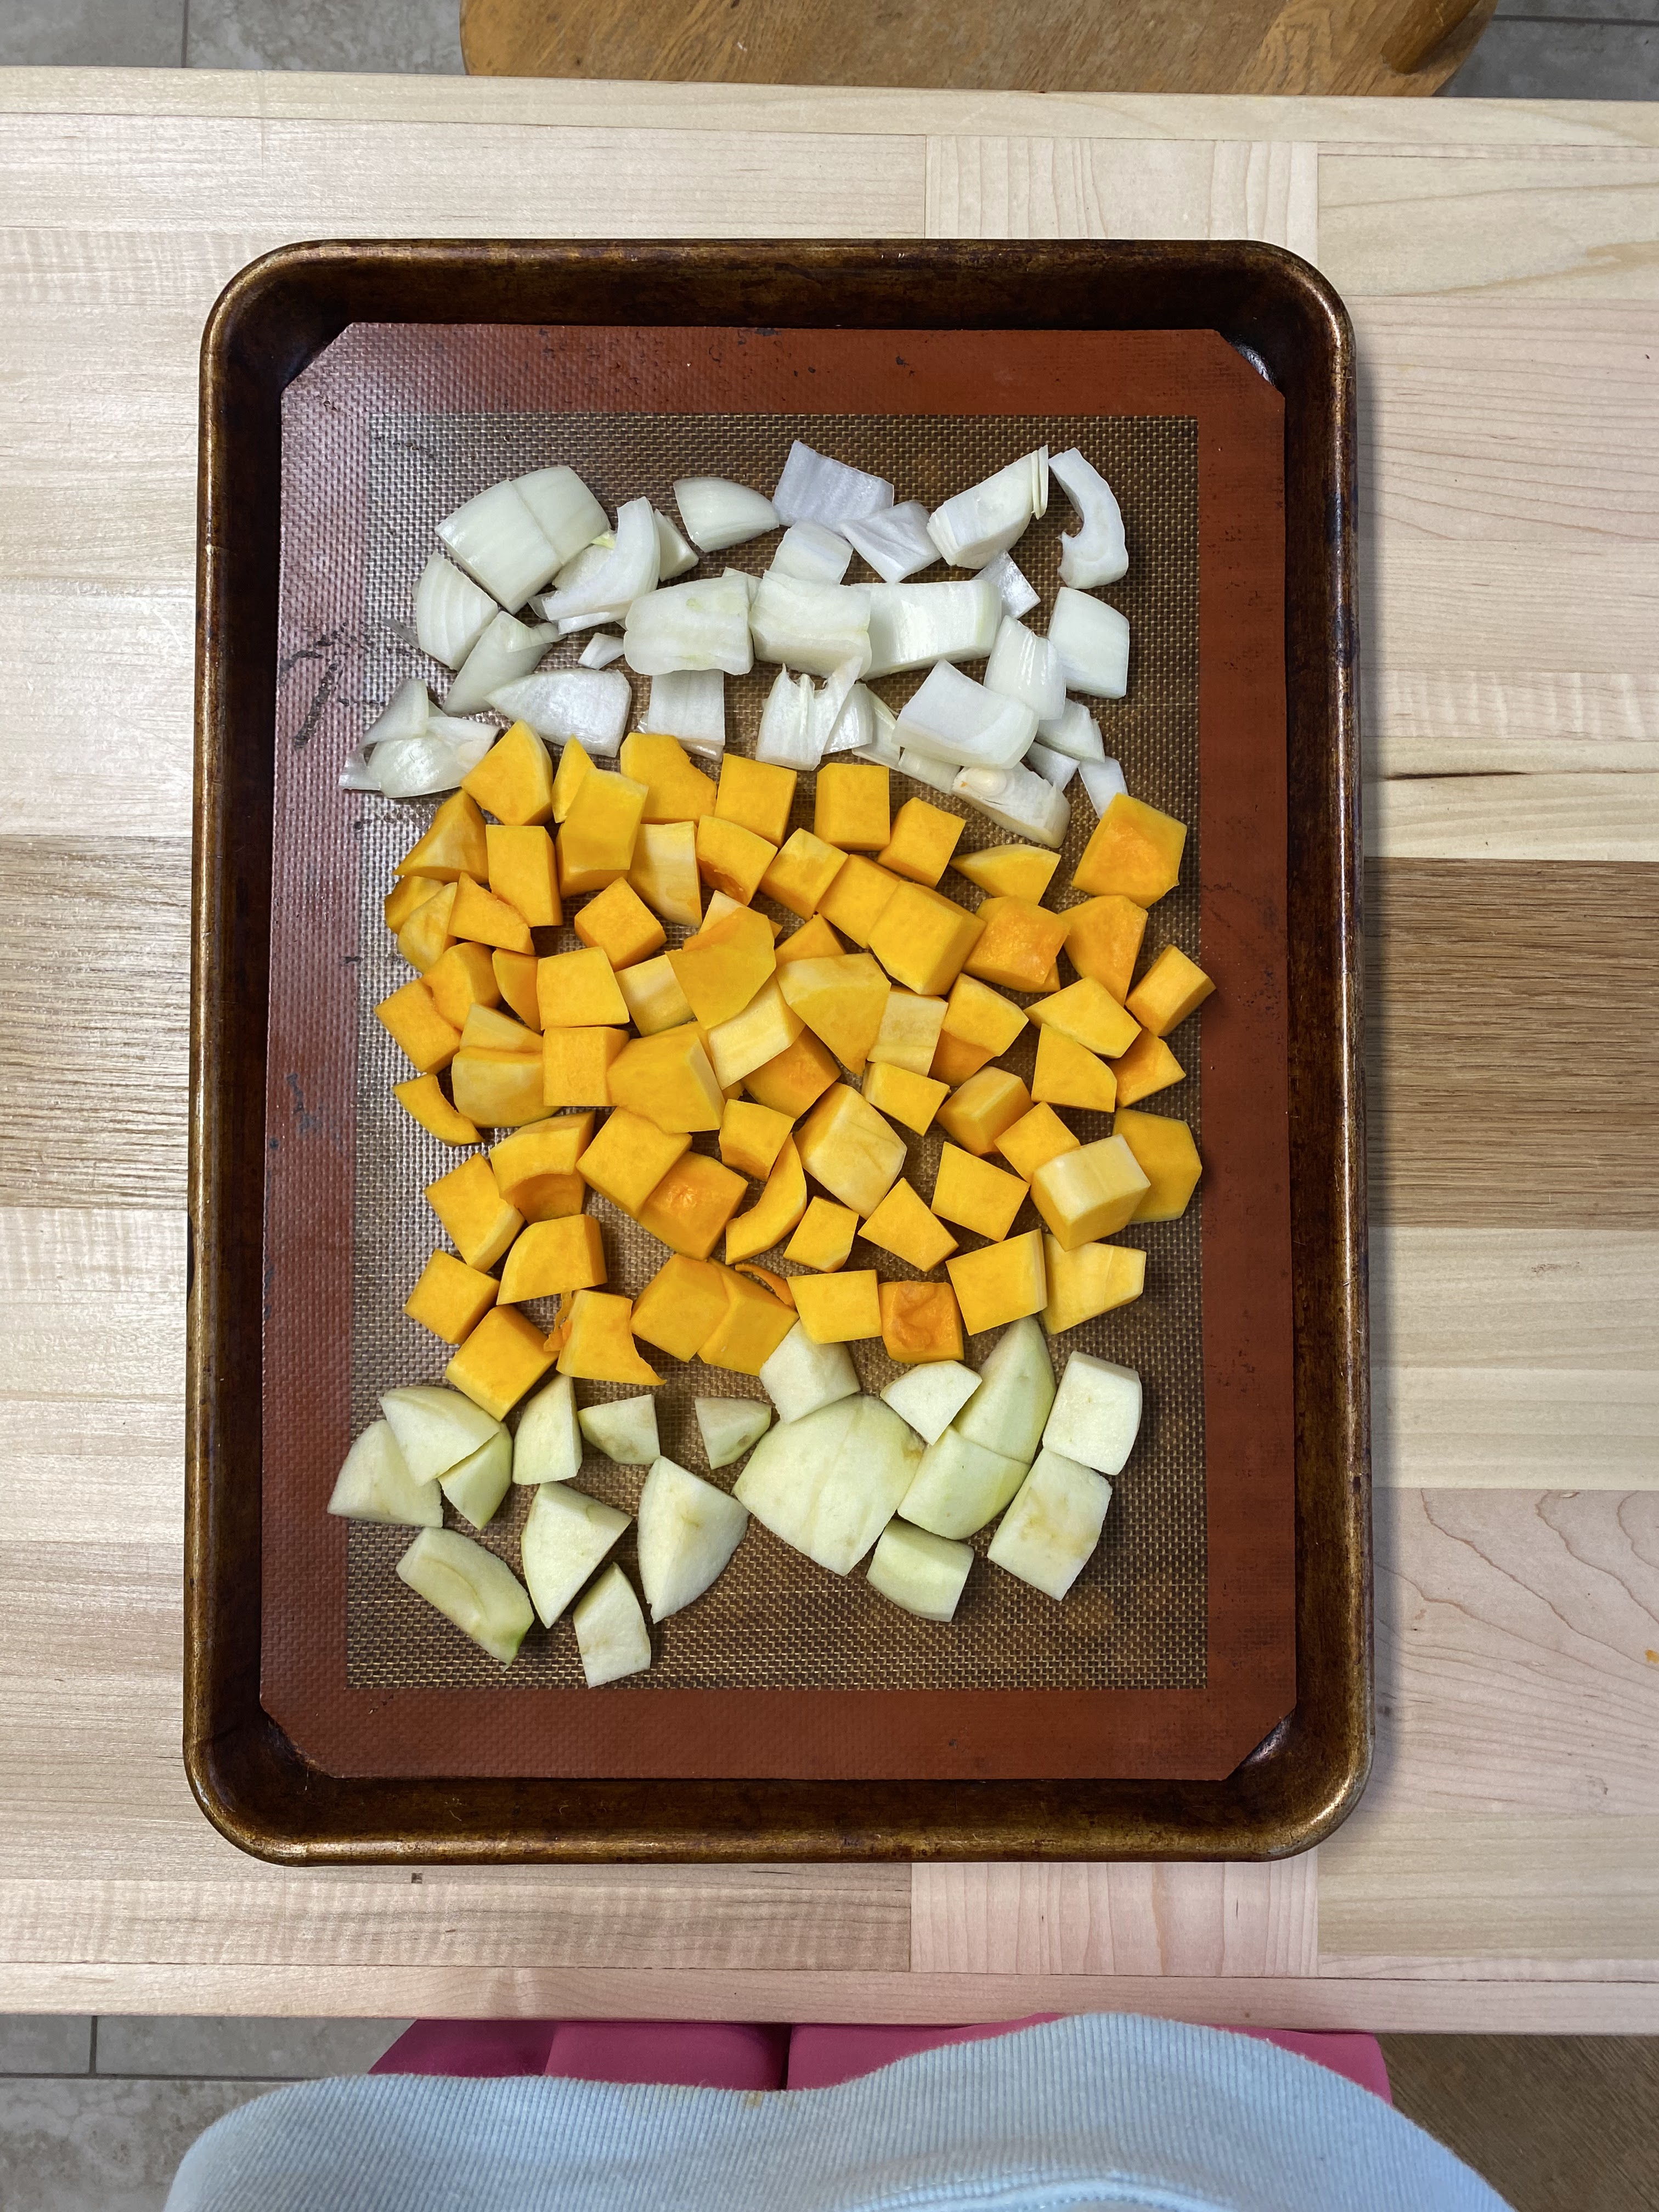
[669,904,777,1028]
[449,873,535,955]
[951,843,1060,903]
[792,1268,881,1344]
[1126,944,1216,1037]
[571,877,664,969]
[719,1098,795,1181]
[1072,793,1187,905]
[706,978,805,1090]
[425,940,500,1031]
[867,881,983,996]
[541,1025,624,1110]
[618,731,718,822]
[447,1305,556,1417]
[491,949,541,1031]
[459,1003,539,1056]
[879,1279,964,1365]
[1111,1108,1204,1222]
[489,1113,593,1220]
[425,1153,522,1269]
[1032,1027,1118,1114]
[394,791,489,882]
[449,1048,549,1128]
[385,875,442,932]
[636,1150,748,1260]
[631,1253,731,1362]
[698,1266,799,1374]
[1064,894,1148,1001]
[537,945,629,1028]
[759,827,847,918]
[929,1031,996,1086]
[725,1137,809,1263]
[558,766,647,894]
[484,823,561,929]
[860,1177,958,1272]
[777,952,890,1074]
[607,1024,725,1134]
[556,1289,662,1385]
[814,761,890,851]
[627,819,703,929]
[396,880,459,974]
[963,896,1070,993]
[785,1196,859,1272]
[932,1143,1029,1242]
[551,736,592,823]
[405,1249,498,1344]
[877,797,963,887]
[946,1228,1047,1335]
[376,978,461,1074]
[1030,1135,1152,1250]
[1110,1029,1186,1106]
[867,989,947,1076]
[715,753,796,847]
[698,889,781,941]
[394,1074,481,1147]
[743,1027,839,1119]
[616,951,693,1035]
[1042,1234,1146,1334]
[774,913,844,968]
[935,1067,1032,1156]
[995,1102,1081,1183]
[816,854,902,948]
[462,721,555,826]
[499,1212,607,1302]
[577,1108,690,1215]
[797,1084,907,1216]
[862,1060,947,1136]
[696,815,777,905]
[1027,975,1140,1059]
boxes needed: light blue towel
[167,2011,1508,2210]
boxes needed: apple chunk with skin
[380,1384,503,1485]
[636,1455,749,1621]
[396,1527,533,1666]
[519,1481,630,1626]
[511,1374,582,1486]
[328,1419,442,1527]
[695,1396,772,1470]
[1043,1351,1142,1475]
[735,1394,922,1575]
[952,1316,1054,1464]
[573,1562,652,1686]
[880,1359,981,1446]
[867,1519,974,1621]
[577,1393,660,1466]
[988,1447,1113,1599]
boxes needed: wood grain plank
[910,1858,1317,1976]
[0,841,189,1210]
[1373,544,1658,677]
[1370,671,1659,778]
[1367,861,1659,1227]
[1365,774,1659,862]
[924,134,1317,253]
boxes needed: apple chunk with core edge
[573,1562,653,1686]
[577,1394,660,1466]
[899,1425,1029,1540]
[379,1385,503,1485]
[952,1316,1054,1465]
[439,1429,515,1528]
[988,1447,1113,1600]
[511,1374,582,1485]
[880,1359,981,1445]
[735,1393,922,1575]
[396,1527,533,1666]
[327,1419,441,1527]
[867,1520,974,1622]
[519,1481,630,1624]
[636,1455,750,1621]
[1043,1351,1143,1476]
[695,1396,772,1469]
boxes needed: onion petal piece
[891,662,1037,771]
[579,632,625,669]
[654,510,698,580]
[755,665,821,769]
[1049,447,1129,588]
[850,690,904,769]
[370,722,494,799]
[770,521,854,585]
[863,578,1000,678]
[927,448,1048,570]
[843,501,938,584]
[363,677,431,750]
[442,610,558,716]
[1025,741,1079,791]
[623,573,754,677]
[899,748,957,794]
[952,760,1070,848]
[771,441,894,532]
[673,477,780,553]
[749,573,872,678]
[514,466,609,566]
[810,657,864,757]
[1048,587,1130,700]
[414,555,499,670]
[980,549,1041,620]
[539,498,660,623]
[487,668,631,755]
[984,615,1066,726]
[645,670,727,757]
[823,678,878,758]
[1038,699,1106,763]
[437,479,561,610]
[1079,757,1129,815]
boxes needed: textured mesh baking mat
[339,409,1200,1693]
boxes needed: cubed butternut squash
[550,736,591,823]
[695,814,777,905]
[425,940,500,1031]
[877,797,963,887]
[724,1136,809,1263]
[963,896,1070,993]
[572,877,666,970]
[577,1108,690,1215]
[946,1229,1047,1335]
[879,1279,964,1364]
[1072,793,1187,905]
[867,989,946,1076]
[425,1153,522,1270]
[1042,1234,1146,1333]
[777,951,890,1074]
[867,881,984,996]
[860,1177,958,1272]
[706,977,805,1090]
[627,820,703,929]
[557,766,647,894]
[719,1098,795,1181]
[617,951,695,1036]
[935,1066,1032,1156]
[797,1084,907,1216]
[394,791,489,882]
[816,854,903,949]
[385,875,442,932]
[449,1048,549,1128]
[774,914,843,968]
[376,978,461,1074]
[1029,1135,1151,1250]
[1109,1029,1186,1106]
[606,1024,725,1133]
[537,945,630,1028]
[668,904,777,1028]
[636,1150,748,1260]
[759,827,847,918]
[1111,1107,1204,1221]
[1027,975,1140,1059]
[404,1249,498,1344]
[697,1267,798,1374]
[995,1102,1081,1183]
[631,1253,731,1362]
[396,881,459,975]
[784,1196,858,1272]
[485,823,561,929]
[1031,1026,1118,1114]
[1125,944,1215,1036]
[491,949,541,1030]
[447,1305,556,1417]
[489,1113,593,1220]
[792,1268,881,1344]
[450,873,534,955]
[715,753,796,847]
[951,843,1060,903]
[742,1027,839,1119]
[556,1290,662,1385]
[499,1213,607,1303]
[931,1143,1029,1242]
[461,721,555,826]
[618,731,717,822]
[814,761,890,851]
[541,1025,624,1110]
[1064,894,1147,1001]
[862,1059,948,1136]
[394,1074,481,1147]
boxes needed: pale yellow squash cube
[792,1268,882,1344]
[1042,1235,1147,1333]
[627,820,703,930]
[425,941,499,1032]
[784,1196,858,1272]
[1027,975,1141,1059]
[1031,1026,1118,1114]
[1111,1108,1204,1221]
[995,1103,1081,1183]
[859,1176,957,1273]
[449,1048,549,1128]
[1030,1135,1151,1250]
[951,844,1059,903]
[867,881,984,996]
[862,1060,947,1136]
[707,978,805,1091]
[867,989,947,1075]
[931,1143,1028,1243]
[935,1066,1032,1157]
[617,951,695,1036]
[719,1098,795,1181]
[946,1228,1047,1335]
[696,815,777,905]
[606,1024,725,1133]
[796,1083,907,1216]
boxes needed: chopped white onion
[646,669,726,755]
[927,448,1048,570]
[534,544,608,632]
[1025,741,1079,791]
[864,578,1001,678]
[425,712,496,750]
[578,632,626,669]
[755,665,821,770]
[952,760,1070,848]
[823,678,878,758]
[749,573,872,678]
[1079,756,1129,815]
[1040,699,1107,763]
[364,678,431,750]
[437,479,561,610]
[1049,447,1128,588]
[980,549,1041,620]
[624,573,754,678]
[850,690,904,769]
[1048,586,1130,699]
[513,466,609,567]
[770,521,854,586]
[369,722,494,799]
[487,668,631,755]
[442,610,557,716]
[772,441,894,532]
[891,661,1037,771]
[899,748,957,794]
[339,746,380,792]
[539,498,660,623]
[724,567,759,606]
[414,555,499,669]
[654,510,698,580]
[843,501,938,585]
[673,477,779,552]
[984,615,1066,726]
[810,657,864,757]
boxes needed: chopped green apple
[577,1392,661,1466]
[988,1446,1113,1599]
[880,1358,982,1446]
[898,1425,1028,1539]
[1043,1351,1142,1475]
[439,1427,514,1529]
[519,1481,630,1626]
[735,1393,922,1575]
[511,1374,582,1486]
[326,1418,442,1527]
[953,1316,1054,1464]
[573,1562,652,1686]
[636,1455,749,1621]
[380,1384,503,1485]
[867,1519,974,1621]
[758,1321,860,1426]
[694,1395,772,1470]
[395,1526,534,1666]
